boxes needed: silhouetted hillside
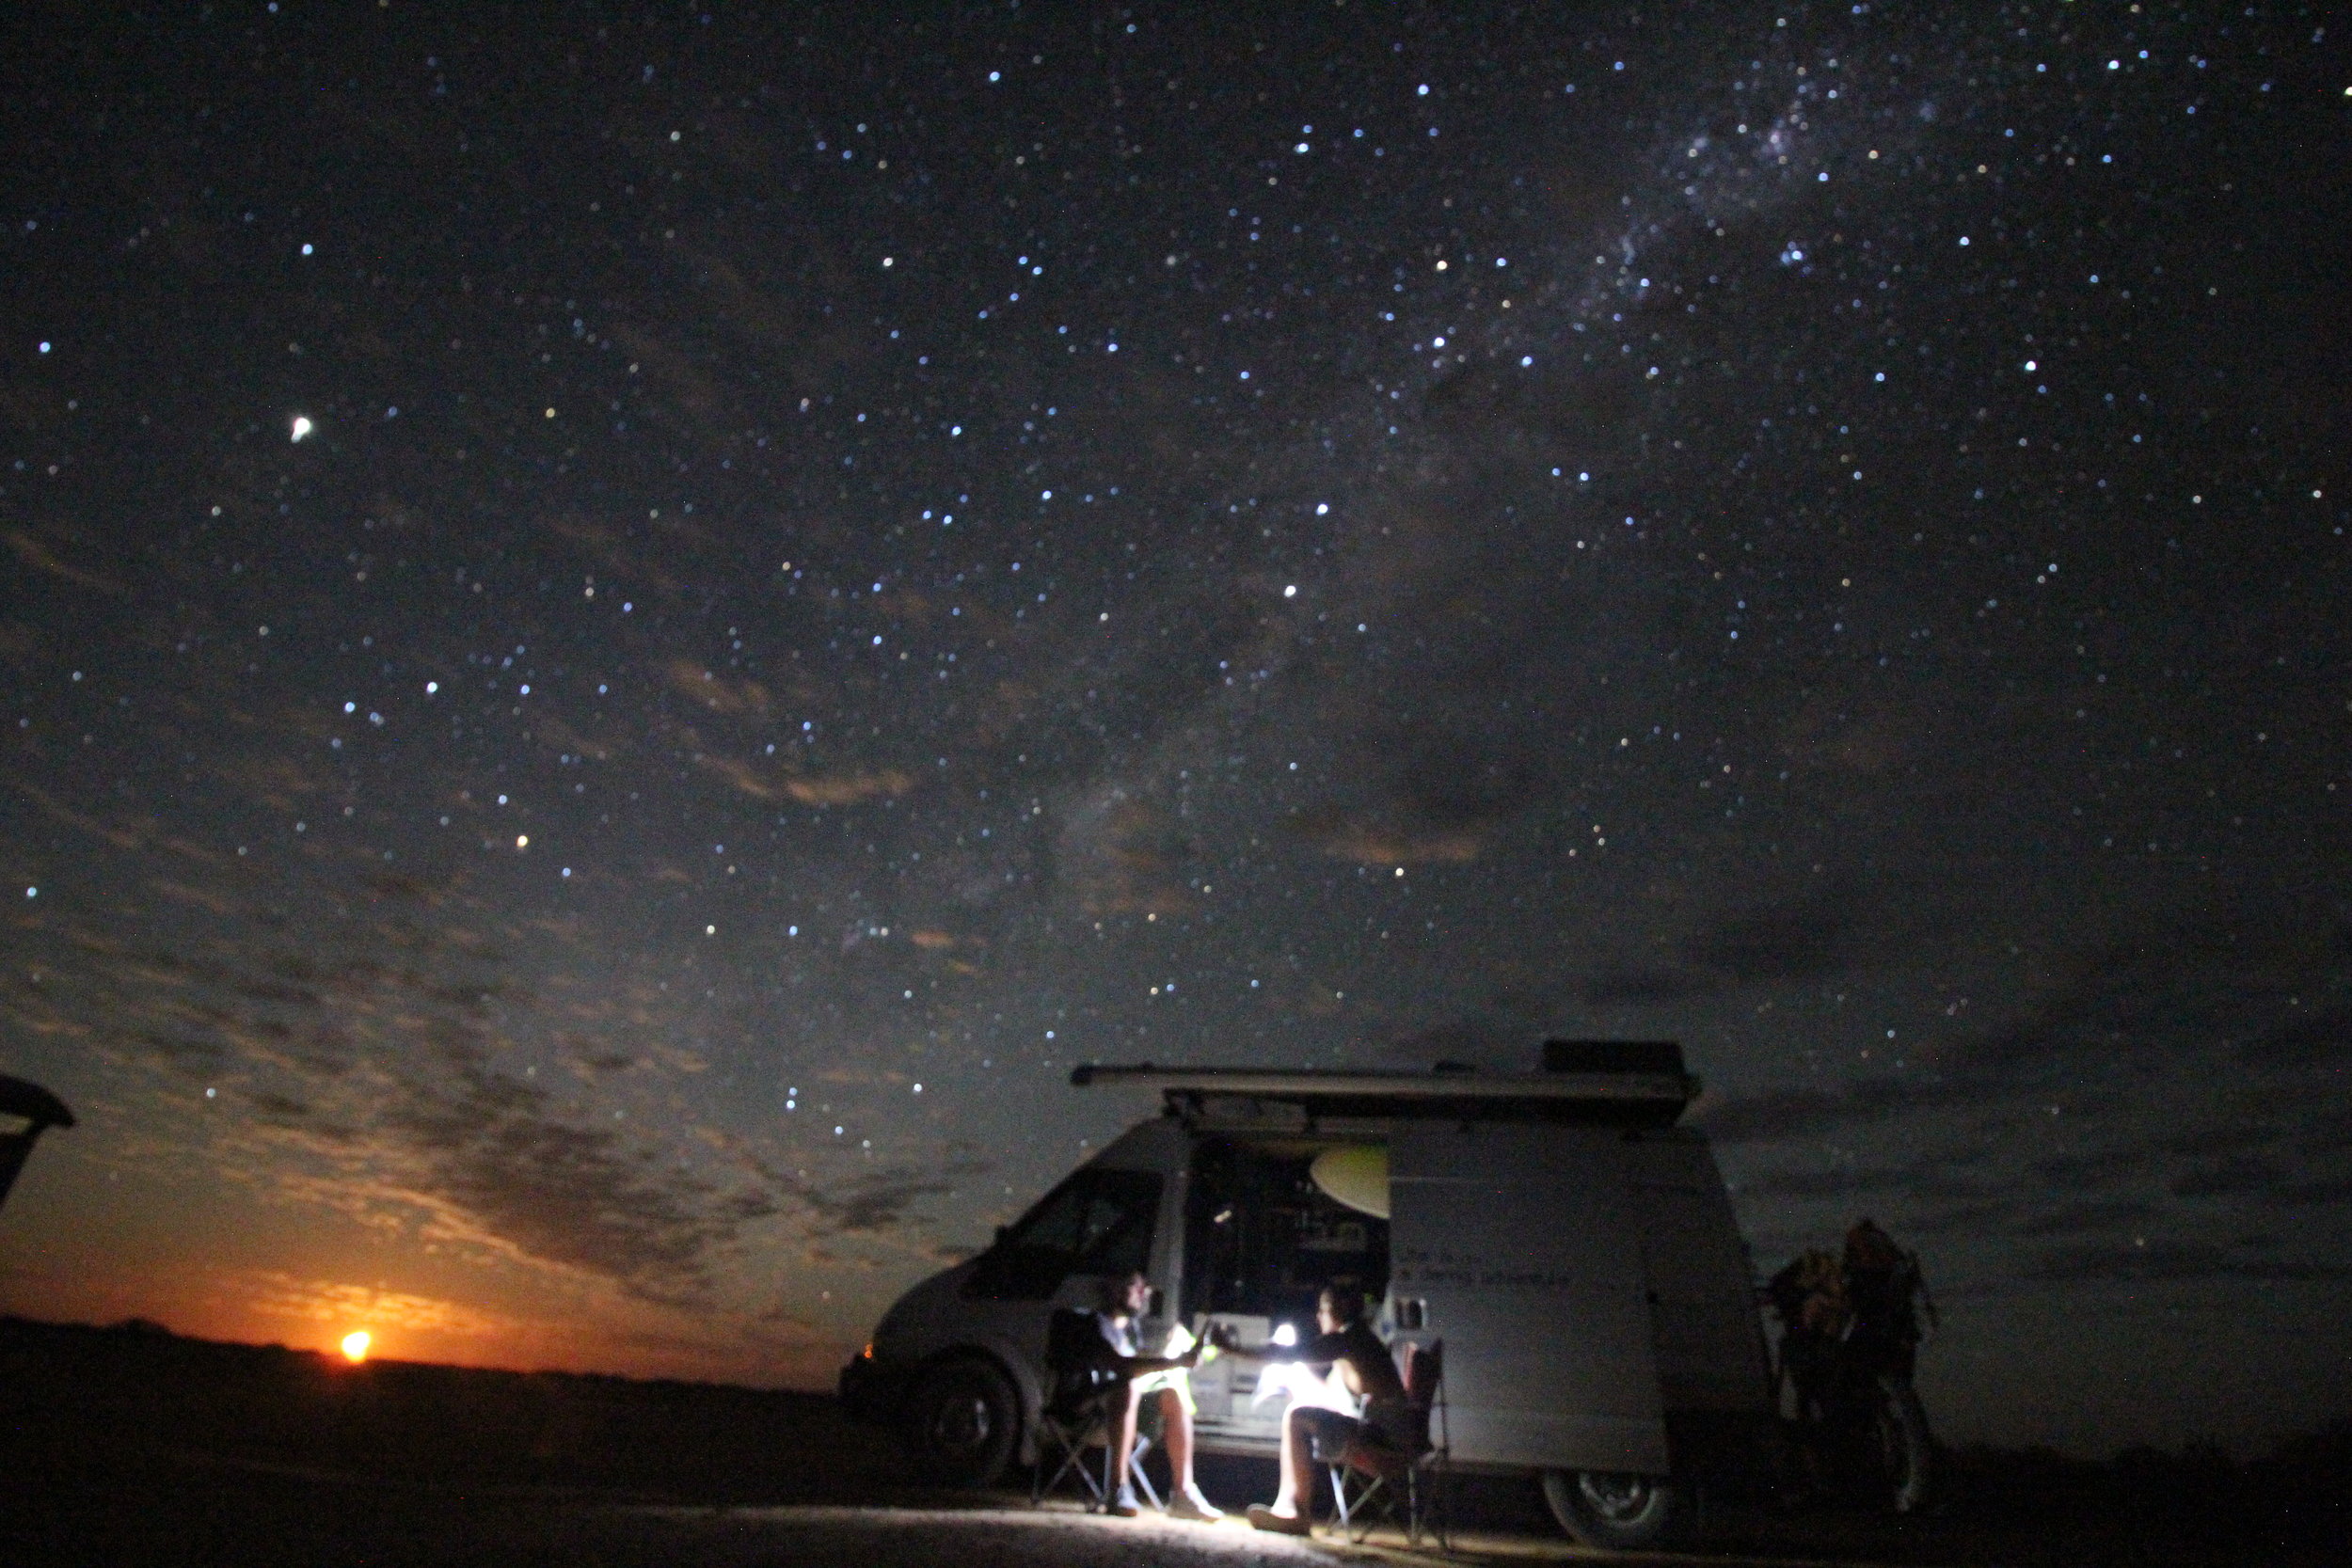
[1,1315,897,1501]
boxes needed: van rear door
[1628,1130,1772,1414]
[1390,1122,1669,1474]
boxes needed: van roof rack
[1070,1061,1698,1127]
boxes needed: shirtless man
[1245,1287,1410,1535]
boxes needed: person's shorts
[1130,1367,1196,1417]
[1292,1406,1382,1464]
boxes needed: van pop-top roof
[1072,1039,1697,1129]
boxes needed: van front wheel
[1542,1468,1692,1550]
[905,1358,1019,1487]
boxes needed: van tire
[1542,1468,1693,1550]
[905,1357,1019,1487]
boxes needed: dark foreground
[5,1318,2346,1567]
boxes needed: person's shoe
[1107,1486,1141,1518]
[1247,1504,1311,1536]
[1168,1486,1224,1523]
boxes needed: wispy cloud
[8,888,802,1308]
[233,1269,510,1336]
[6,528,130,595]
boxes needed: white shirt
[1097,1311,1139,1359]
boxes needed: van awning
[1070,1062,1697,1125]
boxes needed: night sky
[1,2,2345,1456]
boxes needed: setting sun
[340,1331,371,1364]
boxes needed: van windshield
[1182,1137,1389,1322]
[965,1166,1162,1301]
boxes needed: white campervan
[839,1043,1771,1547]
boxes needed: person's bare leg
[1160,1389,1225,1518]
[1272,1406,1313,1514]
[1247,1408,1316,1533]
[1292,1411,1322,1514]
[1158,1388,1193,1489]
[1111,1382,1143,1506]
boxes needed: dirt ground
[0,1456,1880,1568]
[5,1320,2344,1567]
[6,1466,1352,1568]
[8,1441,2326,1568]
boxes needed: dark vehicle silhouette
[1764,1218,1936,1513]
[0,1074,75,1214]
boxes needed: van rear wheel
[905,1358,1019,1487]
[1542,1468,1692,1550]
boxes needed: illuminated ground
[3,1320,2337,1566]
[2,1472,1862,1568]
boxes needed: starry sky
[0,2,2345,1456]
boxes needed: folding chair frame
[1323,1339,1449,1547]
[1031,1402,1164,1511]
[1029,1313,1167,1514]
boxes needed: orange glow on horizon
[341,1330,372,1363]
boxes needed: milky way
[1,3,2344,1453]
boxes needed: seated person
[1095,1271,1223,1521]
[1245,1286,1411,1535]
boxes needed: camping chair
[1030,1308,1164,1512]
[1320,1338,1448,1546]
